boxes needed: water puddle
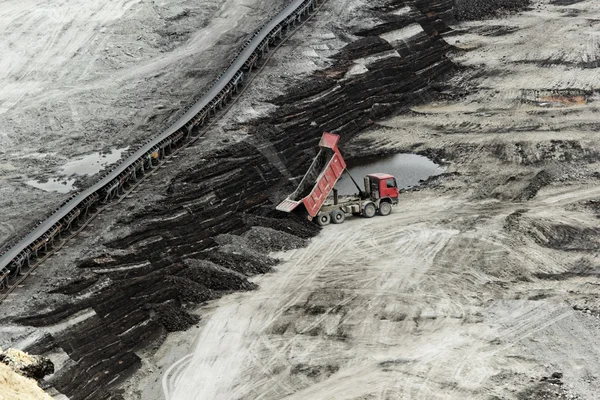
[25,147,128,193]
[335,153,445,195]
[26,178,77,194]
[59,147,129,176]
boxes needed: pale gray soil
[151,0,600,399]
[162,190,600,399]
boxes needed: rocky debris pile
[216,226,308,254]
[243,226,308,252]
[455,0,532,21]
[149,301,200,332]
[165,275,216,304]
[0,348,54,380]
[180,259,257,292]
[203,243,278,275]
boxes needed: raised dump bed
[277,132,400,226]
[276,133,346,217]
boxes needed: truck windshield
[386,179,396,188]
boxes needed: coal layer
[455,0,532,21]
[11,1,461,399]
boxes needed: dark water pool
[334,153,445,195]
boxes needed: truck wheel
[330,209,345,224]
[362,203,376,218]
[316,213,331,226]
[378,202,392,216]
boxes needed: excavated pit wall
[0,1,498,398]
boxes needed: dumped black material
[244,226,308,252]
[334,36,394,58]
[455,0,532,21]
[290,147,334,201]
[50,275,100,295]
[151,301,200,332]
[165,275,216,304]
[179,259,257,292]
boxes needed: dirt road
[163,195,459,399]
[162,186,600,399]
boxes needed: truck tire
[362,203,376,218]
[378,202,392,216]
[330,209,345,224]
[316,213,331,226]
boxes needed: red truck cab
[365,173,399,204]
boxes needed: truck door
[380,178,399,200]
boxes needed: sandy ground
[0,362,52,400]
[149,0,600,398]
[0,0,284,247]
[161,188,600,399]
[355,1,600,155]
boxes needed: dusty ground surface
[2,0,600,399]
[157,0,600,399]
[163,190,600,400]
[0,0,284,247]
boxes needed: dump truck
[276,132,399,226]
